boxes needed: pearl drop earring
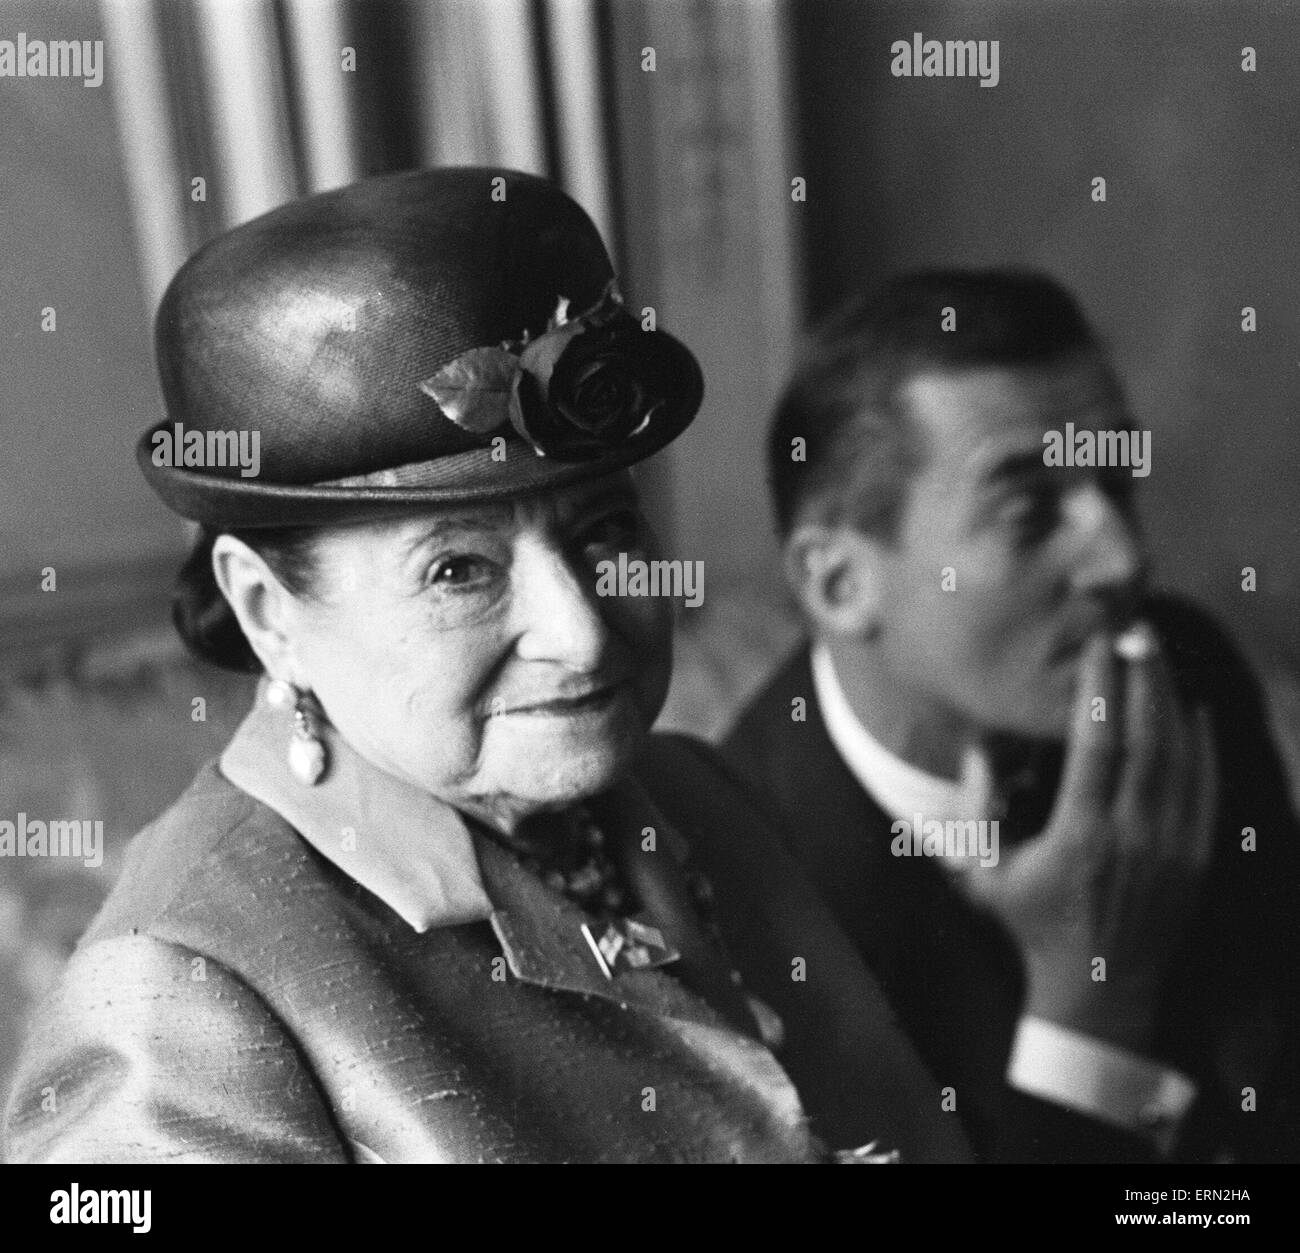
[265,678,329,786]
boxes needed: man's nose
[511,538,610,670]
[1062,483,1147,597]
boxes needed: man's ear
[210,534,302,680]
[783,523,884,639]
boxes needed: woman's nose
[511,539,610,670]
[1062,483,1147,596]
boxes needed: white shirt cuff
[1007,1016,1198,1152]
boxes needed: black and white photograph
[0,0,1295,1223]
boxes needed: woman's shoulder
[635,730,789,841]
[4,767,369,1162]
[79,760,312,950]
[4,927,348,1163]
[632,730,802,892]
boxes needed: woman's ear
[783,523,884,639]
[210,534,301,680]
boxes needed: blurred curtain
[99,0,620,312]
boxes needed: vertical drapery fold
[98,0,188,311]
[191,0,297,227]
[283,0,361,193]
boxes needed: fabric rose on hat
[420,282,681,461]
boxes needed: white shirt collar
[810,642,994,828]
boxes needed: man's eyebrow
[976,448,1054,486]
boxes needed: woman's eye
[429,555,497,589]
[581,510,640,551]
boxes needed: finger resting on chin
[1062,632,1122,808]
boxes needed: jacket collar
[726,646,883,845]
[220,685,758,1036]
[220,684,493,931]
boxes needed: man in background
[722,270,1300,1162]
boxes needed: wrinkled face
[874,360,1147,739]
[282,472,672,827]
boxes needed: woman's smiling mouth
[491,682,626,718]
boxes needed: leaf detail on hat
[419,347,523,434]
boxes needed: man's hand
[961,624,1218,1052]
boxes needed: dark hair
[173,526,323,672]
[767,268,1112,539]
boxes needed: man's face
[872,359,1147,739]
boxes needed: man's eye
[1002,489,1058,536]
[429,555,497,588]
[581,510,640,550]
[1099,465,1137,513]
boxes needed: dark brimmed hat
[139,167,703,527]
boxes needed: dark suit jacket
[3,700,969,1164]
[722,594,1300,1163]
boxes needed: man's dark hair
[767,268,1113,539]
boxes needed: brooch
[581,917,680,980]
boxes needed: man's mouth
[1049,606,1140,662]
[1048,632,1093,663]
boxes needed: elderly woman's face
[282,472,672,828]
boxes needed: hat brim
[139,350,702,529]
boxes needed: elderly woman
[3,169,965,1164]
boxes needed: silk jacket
[4,694,970,1164]
[722,594,1300,1163]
